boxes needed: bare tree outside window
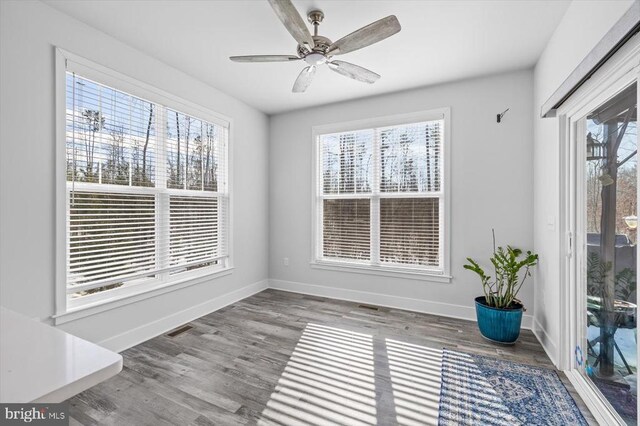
[318,119,444,271]
[583,83,637,424]
[65,72,228,301]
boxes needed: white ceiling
[44,0,570,115]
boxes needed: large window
[313,110,449,277]
[59,54,229,313]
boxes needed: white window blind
[316,119,444,273]
[323,199,371,260]
[66,71,229,299]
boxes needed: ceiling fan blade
[328,60,380,84]
[230,55,300,62]
[326,15,401,56]
[268,0,315,50]
[292,66,316,93]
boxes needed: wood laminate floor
[67,289,597,425]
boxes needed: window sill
[310,261,452,283]
[53,267,233,325]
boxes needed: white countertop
[0,307,123,403]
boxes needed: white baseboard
[99,279,269,353]
[532,317,559,367]
[269,279,533,329]
[99,277,538,353]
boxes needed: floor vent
[358,304,379,311]
[166,325,193,337]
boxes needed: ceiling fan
[229,0,401,93]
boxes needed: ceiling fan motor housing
[297,35,332,57]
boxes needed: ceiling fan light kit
[229,0,401,93]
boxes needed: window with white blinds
[65,71,229,302]
[315,115,446,274]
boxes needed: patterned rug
[438,349,587,425]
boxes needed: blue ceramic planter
[475,296,523,344]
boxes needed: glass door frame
[558,33,640,425]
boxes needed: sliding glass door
[579,82,637,425]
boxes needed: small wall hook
[497,108,509,123]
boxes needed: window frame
[310,108,451,282]
[54,48,234,322]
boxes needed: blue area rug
[438,349,587,425]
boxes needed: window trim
[54,48,234,319]
[310,108,451,281]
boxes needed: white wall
[0,0,269,349]
[269,69,535,325]
[4,0,631,360]
[532,0,634,365]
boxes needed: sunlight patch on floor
[257,323,534,425]
[258,323,378,425]
[386,339,443,426]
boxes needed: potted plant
[464,231,538,344]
